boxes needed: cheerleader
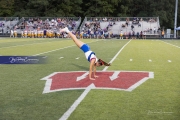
[60,27,110,80]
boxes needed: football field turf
[0,38,180,120]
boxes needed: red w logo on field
[41,71,154,93]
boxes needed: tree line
[0,0,179,29]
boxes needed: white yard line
[161,40,180,48]
[59,40,131,120]
[33,45,76,56]
[103,40,131,71]
[33,40,100,56]
[59,84,95,120]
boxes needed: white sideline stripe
[0,40,99,65]
[33,40,100,56]
[0,38,53,43]
[34,45,75,56]
[161,40,180,48]
[59,40,132,120]
[0,40,60,49]
[103,40,131,71]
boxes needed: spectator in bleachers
[21,30,24,38]
[140,31,143,39]
[125,32,128,39]
[161,30,165,38]
[122,24,126,28]
[136,32,140,39]
[10,29,14,38]
[103,17,107,21]
[140,18,143,21]
[2,28,4,35]
[80,31,83,39]
[132,31,136,39]
[153,27,156,34]
[143,31,146,39]
[131,24,134,31]
[150,28,152,34]
[14,29,17,38]
[128,32,131,39]
[110,32,114,38]
[125,21,128,27]
[0,22,2,27]
[149,18,156,23]
[120,30,123,39]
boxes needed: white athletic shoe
[60,27,69,33]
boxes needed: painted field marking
[168,60,172,62]
[59,84,95,120]
[75,57,80,59]
[59,57,64,59]
[76,72,89,81]
[0,39,66,49]
[41,71,153,93]
[103,40,131,71]
[149,59,152,62]
[109,71,120,81]
[127,72,154,91]
[161,40,180,48]
[33,40,101,56]
[0,38,7,40]
[34,45,76,56]
[0,40,101,65]
[130,59,133,61]
[59,40,132,120]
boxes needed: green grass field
[0,38,180,120]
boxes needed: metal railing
[0,17,18,21]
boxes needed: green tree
[83,0,122,17]
[0,0,15,16]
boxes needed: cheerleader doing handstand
[60,27,110,80]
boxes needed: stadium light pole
[174,0,178,38]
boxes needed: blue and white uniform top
[80,44,98,63]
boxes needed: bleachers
[14,17,81,34]
[0,16,161,38]
[80,17,161,38]
[0,17,19,34]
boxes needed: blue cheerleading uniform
[80,44,98,62]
